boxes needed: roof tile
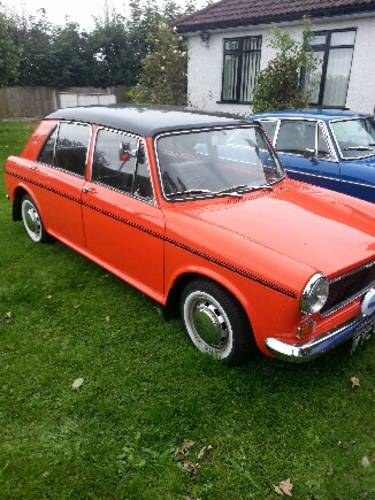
[176,0,375,32]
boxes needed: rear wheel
[180,279,254,365]
[21,195,48,243]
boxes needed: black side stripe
[6,169,297,298]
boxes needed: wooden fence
[0,86,118,119]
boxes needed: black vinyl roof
[45,104,248,136]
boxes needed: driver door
[82,128,165,301]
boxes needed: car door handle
[82,186,96,194]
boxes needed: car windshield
[157,126,284,199]
[331,118,375,158]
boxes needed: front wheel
[180,279,254,365]
[21,195,48,243]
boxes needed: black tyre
[21,194,49,243]
[180,279,254,365]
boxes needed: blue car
[249,109,375,203]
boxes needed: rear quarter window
[54,123,90,176]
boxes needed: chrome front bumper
[265,313,374,363]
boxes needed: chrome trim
[154,124,285,202]
[285,168,375,189]
[322,283,374,317]
[300,273,329,314]
[322,261,375,316]
[273,117,338,162]
[329,117,375,160]
[330,260,374,284]
[266,312,374,362]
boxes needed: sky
[2,0,206,30]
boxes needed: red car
[4,106,375,365]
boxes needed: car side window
[92,129,153,201]
[54,122,90,176]
[259,121,277,144]
[276,121,316,154]
[38,127,58,164]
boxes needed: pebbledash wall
[186,14,375,116]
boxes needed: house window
[221,36,262,103]
[307,29,356,107]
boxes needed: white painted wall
[186,14,375,115]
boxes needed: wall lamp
[200,31,210,47]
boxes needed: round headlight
[301,273,329,314]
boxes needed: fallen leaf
[105,315,110,322]
[181,460,199,477]
[175,439,194,461]
[3,311,12,324]
[197,444,213,460]
[350,376,360,388]
[361,456,371,468]
[274,478,294,497]
[326,466,334,477]
[72,378,84,390]
[74,304,80,309]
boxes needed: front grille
[321,261,375,315]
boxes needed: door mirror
[303,147,316,160]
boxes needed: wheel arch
[12,184,33,221]
[164,267,254,330]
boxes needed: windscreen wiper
[344,146,374,151]
[168,188,243,199]
[167,189,214,198]
[216,184,274,195]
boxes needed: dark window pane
[38,127,57,164]
[239,50,260,102]
[92,129,137,193]
[54,123,90,176]
[222,54,239,100]
[276,121,316,154]
[224,40,239,51]
[260,121,277,143]
[133,143,153,200]
[222,36,262,102]
[306,51,324,104]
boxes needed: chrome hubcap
[22,200,42,241]
[184,291,233,357]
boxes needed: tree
[89,6,132,87]
[0,9,20,86]
[14,10,58,86]
[130,21,187,105]
[252,19,317,113]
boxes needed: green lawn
[0,120,374,499]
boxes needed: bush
[131,22,187,105]
[252,19,316,113]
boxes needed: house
[175,0,375,115]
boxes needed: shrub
[252,19,317,113]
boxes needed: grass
[0,120,374,499]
